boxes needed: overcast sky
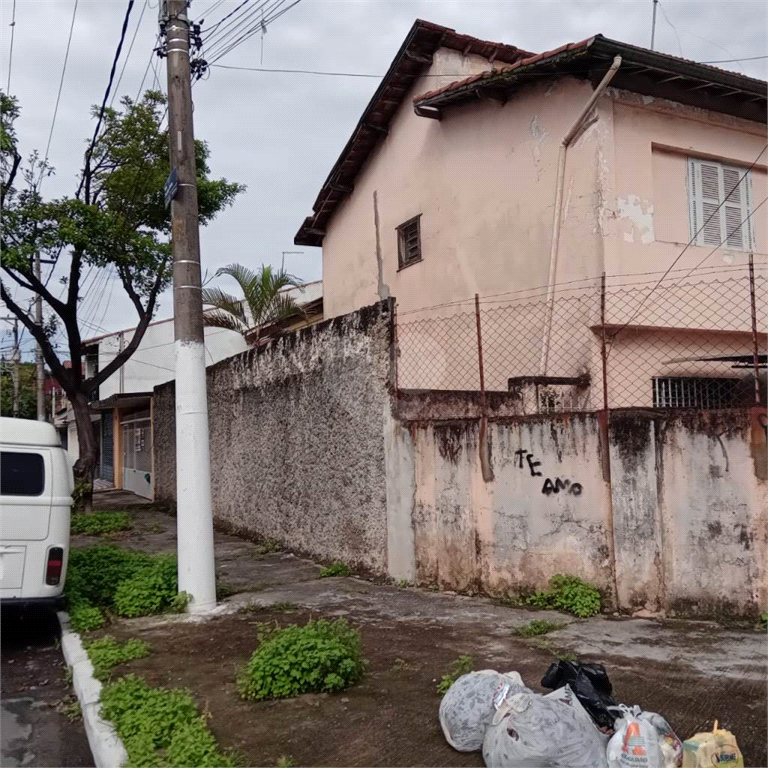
[1,0,766,357]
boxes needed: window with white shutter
[687,158,754,251]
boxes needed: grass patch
[761,613,767,629]
[84,635,151,681]
[396,579,409,588]
[71,511,133,536]
[515,619,563,637]
[391,657,417,672]
[66,545,188,630]
[436,655,473,696]
[276,757,296,768]
[319,562,350,578]
[526,574,601,618]
[237,619,364,701]
[100,674,236,768]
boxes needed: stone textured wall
[394,394,767,618]
[153,300,395,573]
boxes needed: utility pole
[12,318,20,418]
[35,252,45,420]
[650,0,659,50]
[161,0,217,613]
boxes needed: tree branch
[1,150,21,207]
[0,280,73,393]
[90,256,170,389]
[2,264,69,318]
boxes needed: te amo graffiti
[541,477,582,496]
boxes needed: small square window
[397,215,422,269]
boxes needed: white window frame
[687,157,755,252]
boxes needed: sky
[1,0,766,358]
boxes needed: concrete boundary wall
[153,301,766,618]
[391,396,766,618]
[154,300,396,573]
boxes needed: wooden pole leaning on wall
[475,294,494,482]
[748,254,762,407]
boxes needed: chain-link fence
[395,262,766,411]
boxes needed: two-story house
[295,20,766,409]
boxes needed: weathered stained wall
[396,393,767,617]
[154,300,395,573]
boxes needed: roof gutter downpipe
[539,55,622,376]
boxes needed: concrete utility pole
[35,252,45,420]
[161,0,217,613]
[12,318,20,418]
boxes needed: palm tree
[201,264,304,345]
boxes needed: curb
[57,611,128,768]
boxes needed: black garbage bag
[541,661,618,730]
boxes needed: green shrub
[84,636,150,680]
[66,546,185,628]
[515,619,563,637]
[113,556,178,618]
[525,574,601,618]
[71,511,133,536]
[66,546,154,608]
[237,619,364,701]
[436,655,473,695]
[69,604,105,633]
[100,675,236,768]
[318,562,350,578]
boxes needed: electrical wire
[209,54,768,79]
[204,0,300,64]
[110,0,149,108]
[5,0,16,93]
[39,0,79,187]
[606,143,767,337]
[203,0,284,62]
[200,0,250,34]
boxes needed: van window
[1,451,45,496]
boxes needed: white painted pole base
[175,339,217,613]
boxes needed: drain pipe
[539,55,622,375]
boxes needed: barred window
[397,215,422,269]
[687,158,754,251]
[653,376,743,409]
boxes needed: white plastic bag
[607,706,664,768]
[482,690,609,768]
[439,670,530,752]
[638,711,682,768]
[545,685,610,746]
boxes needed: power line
[110,0,149,108]
[200,0,250,34]
[40,0,79,185]
[78,0,136,198]
[202,0,283,61]
[209,54,768,79]
[5,0,16,93]
[610,189,768,340]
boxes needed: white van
[0,417,74,607]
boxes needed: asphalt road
[1,605,93,768]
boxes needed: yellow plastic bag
[682,721,743,768]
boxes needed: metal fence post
[748,254,762,406]
[475,294,494,481]
[392,301,400,392]
[600,272,610,412]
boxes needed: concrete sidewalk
[84,490,768,765]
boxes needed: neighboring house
[295,20,766,408]
[70,281,322,499]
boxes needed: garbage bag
[482,690,609,768]
[638,711,683,768]
[607,706,664,768]
[541,660,618,730]
[682,721,743,768]
[439,670,530,752]
[545,685,610,746]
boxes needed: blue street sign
[164,167,178,208]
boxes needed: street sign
[164,167,178,208]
